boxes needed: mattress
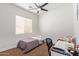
[17,38,39,53]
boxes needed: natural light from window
[16,15,32,34]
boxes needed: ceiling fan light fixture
[37,8,41,11]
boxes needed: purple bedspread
[17,38,39,52]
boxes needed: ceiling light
[37,8,41,11]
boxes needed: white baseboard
[0,43,17,52]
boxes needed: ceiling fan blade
[40,3,48,8]
[41,8,48,11]
[29,8,38,10]
[34,3,39,8]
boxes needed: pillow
[54,40,74,50]
[66,42,74,48]
[63,37,70,42]
[58,34,75,42]
[32,37,41,40]
[32,36,43,44]
[63,35,75,42]
[32,35,42,40]
[54,40,67,50]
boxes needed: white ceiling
[14,3,68,15]
[15,3,47,15]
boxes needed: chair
[46,38,53,56]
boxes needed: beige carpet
[0,43,48,56]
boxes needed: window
[16,15,32,34]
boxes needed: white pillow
[32,37,41,40]
[54,40,74,50]
[32,37,43,44]
[66,42,74,48]
[54,40,68,50]
[32,35,42,40]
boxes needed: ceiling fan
[29,3,48,14]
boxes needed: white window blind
[16,15,32,34]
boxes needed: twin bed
[17,36,43,53]
[50,36,75,56]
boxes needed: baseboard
[0,43,17,52]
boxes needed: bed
[50,36,75,56]
[17,37,43,53]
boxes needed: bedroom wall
[76,4,79,48]
[39,3,74,43]
[0,3,38,52]
[73,3,79,49]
